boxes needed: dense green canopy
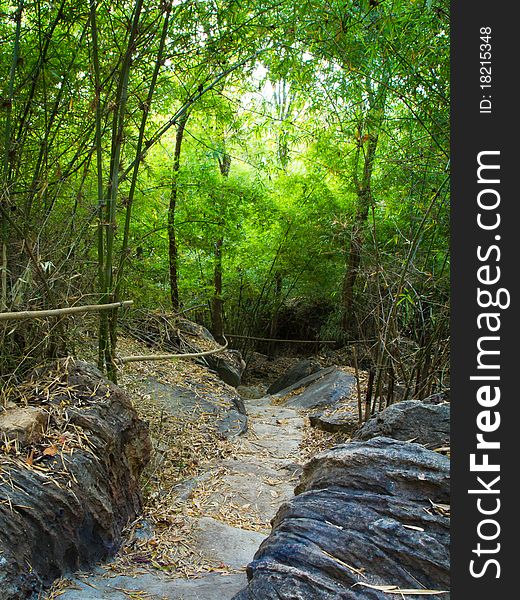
[0,0,449,396]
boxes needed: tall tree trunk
[341,71,388,335]
[267,271,283,358]
[95,0,144,380]
[211,236,224,343]
[168,111,189,311]
[211,151,231,341]
[1,0,24,311]
[341,158,376,333]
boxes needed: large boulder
[423,390,450,405]
[176,319,246,387]
[0,360,151,599]
[143,374,247,438]
[267,359,323,395]
[125,315,246,388]
[279,369,357,410]
[309,408,359,434]
[354,400,450,449]
[204,349,246,388]
[233,438,450,599]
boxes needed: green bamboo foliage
[0,0,449,395]
[1,0,24,312]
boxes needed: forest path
[50,378,307,600]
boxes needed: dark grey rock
[423,390,450,404]
[204,349,246,388]
[170,471,214,503]
[309,410,359,434]
[55,572,248,599]
[233,438,450,600]
[177,319,246,387]
[177,318,216,342]
[283,369,357,410]
[271,366,335,397]
[354,400,450,449]
[0,360,151,600]
[267,360,323,395]
[217,409,248,437]
[144,377,247,437]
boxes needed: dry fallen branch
[117,335,229,364]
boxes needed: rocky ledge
[234,437,450,599]
[0,360,151,599]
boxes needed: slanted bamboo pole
[118,336,229,364]
[0,300,133,322]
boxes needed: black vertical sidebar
[451,2,516,598]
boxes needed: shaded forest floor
[45,336,363,599]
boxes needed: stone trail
[55,387,306,600]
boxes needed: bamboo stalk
[115,5,172,301]
[99,0,144,380]
[118,336,229,364]
[89,0,106,370]
[1,0,24,311]
[0,300,133,322]
[353,346,363,425]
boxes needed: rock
[308,410,358,434]
[234,438,450,600]
[55,572,248,599]
[177,319,246,387]
[170,471,215,503]
[0,360,151,600]
[144,377,247,438]
[269,366,336,397]
[205,458,297,524]
[140,316,246,388]
[354,400,450,449]
[282,369,357,410]
[237,385,266,399]
[423,390,450,404]
[0,406,47,445]
[177,318,216,342]
[205,348,246,388]
[267,359,323,395]
[192,517,266,570]
[217,408,249,437]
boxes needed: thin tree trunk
[341,132,379,334]
[211,236,224,343]
[90,0,106,370]
[1,0,24,311]
[341,67,389,335]
[168,111,189,310]
[267,271,282,358]
[210,151,231,342]
[94,0,144,380]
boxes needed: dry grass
[1,358,108,489]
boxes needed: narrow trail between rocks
[51,375,312,600]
